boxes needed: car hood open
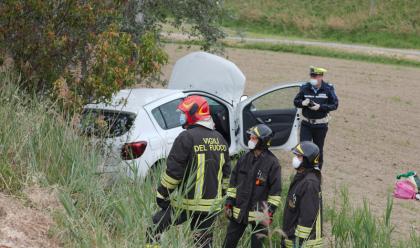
[167,51,246,106]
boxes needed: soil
[162,43,420,241]
[0,186,61,248]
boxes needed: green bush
[0,0,225,110]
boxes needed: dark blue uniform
[294,81,338,169]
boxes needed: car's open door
[236,83,302,150]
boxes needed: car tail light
[121,141,147,160]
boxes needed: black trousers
[223,220,268,248]
[300,123,328,169]
[147,207,216,247]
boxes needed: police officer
[146,95,231,248]
[282,141,323,248]
[294,66,338,169]
[223,124,282,248]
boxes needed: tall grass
[0,71,103,194]
[223,0,420,49]
[1,69,419,247]
[327,187,420,248]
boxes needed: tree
[0,0,225,109]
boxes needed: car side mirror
[240,95,248,102]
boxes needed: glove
[267,211,273,225]
[309,103,320,111]
[396,171,416,179]
[260,211,273,227]
[224,204,233,219]
[302,99,310,107]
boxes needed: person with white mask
[282,141,323,248]
[223,124,282,248]
[293,66,339,170]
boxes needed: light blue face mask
[179,112,187,125]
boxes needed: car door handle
[256,117,272,124]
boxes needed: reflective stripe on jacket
[157,125,231,212]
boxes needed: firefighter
[223,124,282,248]
[146,95,231,248]
[282,141,323,248]
[294,66,339,169]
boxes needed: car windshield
[80,109,136,138]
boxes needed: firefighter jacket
[294,81,338,127]
[282,170,323,248]
[226,150,282,224]
[157,125,231,213]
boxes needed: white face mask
[309,78,318,86]
[248,140,257,150]
[292,156,302,169]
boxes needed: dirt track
[164,32,420,62]
[163,44,420,240]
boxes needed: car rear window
[80,109,136,138]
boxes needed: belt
[301,115,331,124]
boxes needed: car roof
[84,88,183,113]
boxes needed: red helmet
[178,95,211,125]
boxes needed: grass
[0,75,104,194]
[222,0,420,49]
[326,187,420,248]
[165,39,420,68]
[327,188,391,248]
[1,68,419,247]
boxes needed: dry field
[162,43,420,240]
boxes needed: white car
[81,52,302,177]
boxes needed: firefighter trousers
[223,220,268,248]
[300,123,328,169]
[146,207,216,247]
